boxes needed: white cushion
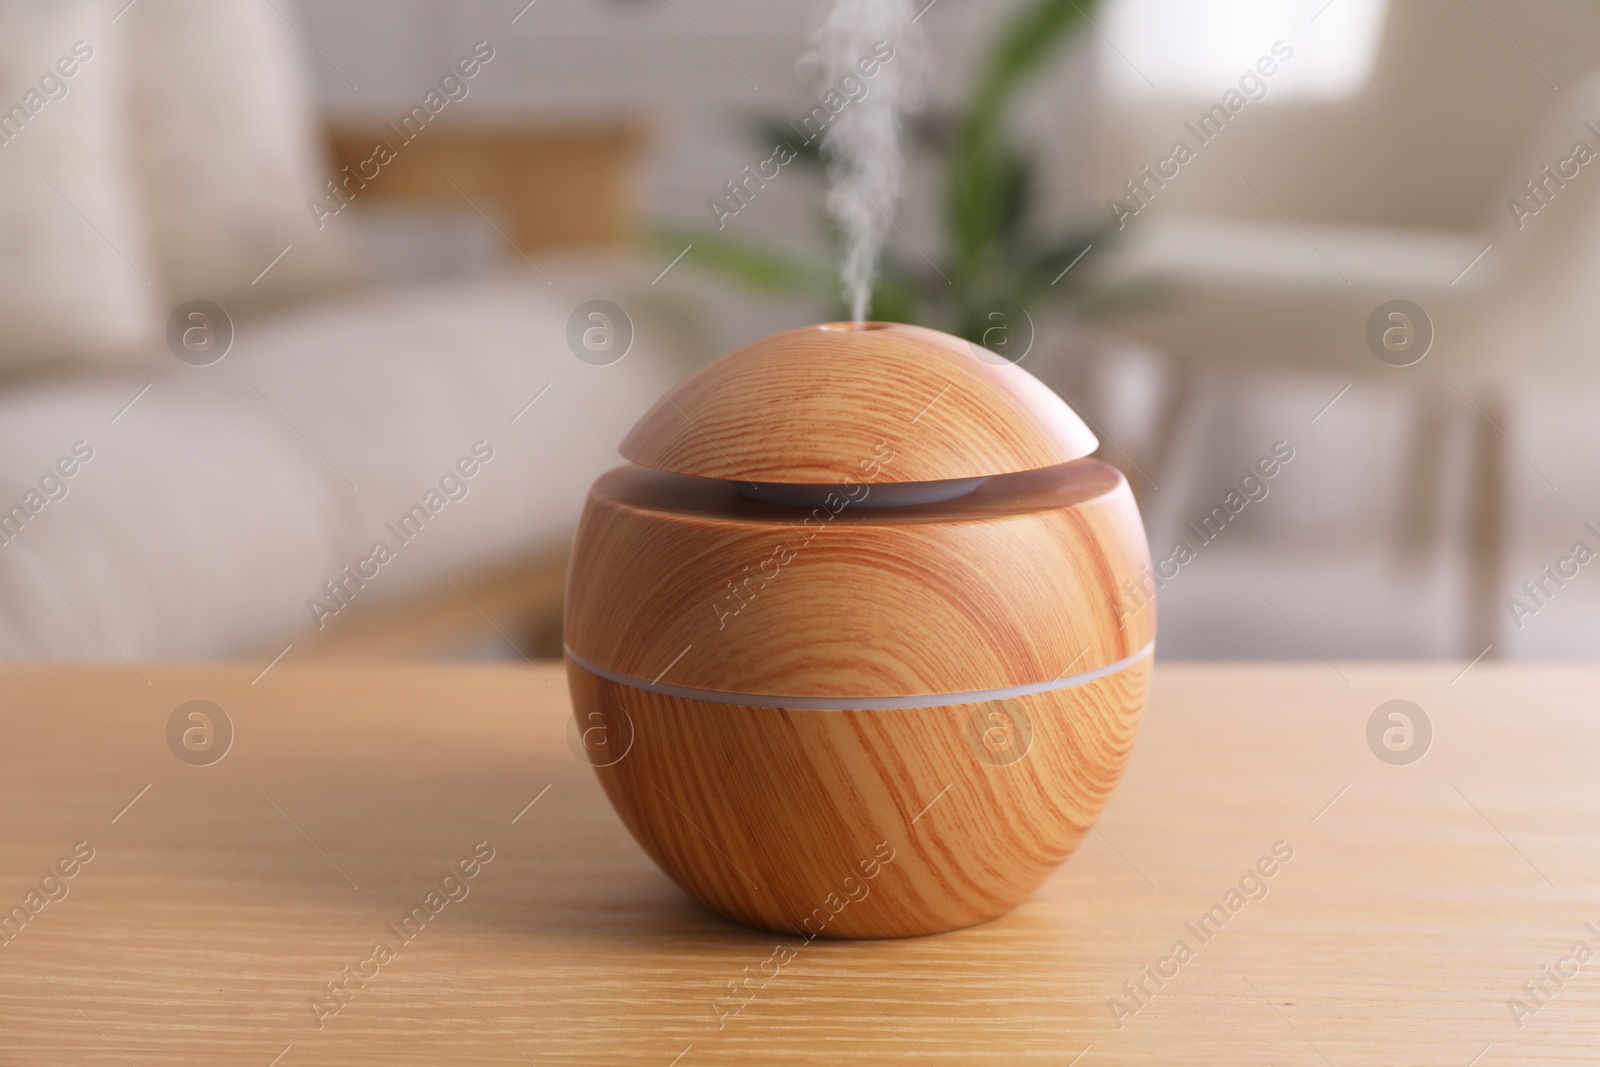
[119,0,360,312]
[0,272,671,660]
[0,0,160,374]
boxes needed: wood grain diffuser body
[565,322,1155,938]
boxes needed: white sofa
[0,270,691,660]
[0,0,712,661]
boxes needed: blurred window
[1100,0,1388,101]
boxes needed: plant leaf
[948,0,1098,287]
[647,227,838,299]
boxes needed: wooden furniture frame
[325,122,647,251]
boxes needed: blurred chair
[1031,328,1488,660]
[1069,2,1600,659]
[1466,66,1600,659]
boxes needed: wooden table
[1,661,1596,1064]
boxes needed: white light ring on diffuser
[564,640,1155,711]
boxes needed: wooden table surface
[1,661,1596,1065]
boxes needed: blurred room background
[2,0,1596,666]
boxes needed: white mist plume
[800,0,926,325]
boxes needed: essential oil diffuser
[564,321,1155,938]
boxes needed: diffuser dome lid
[619,322,1098,484]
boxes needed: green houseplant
[653,0,1123,345]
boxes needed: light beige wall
[1092,0,1600,229]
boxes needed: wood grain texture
[568,657,1150,938]
[618,322,1099,484]
[2,662,1599,1064]
[564,459,1155,697]
[582,325,1150,940]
